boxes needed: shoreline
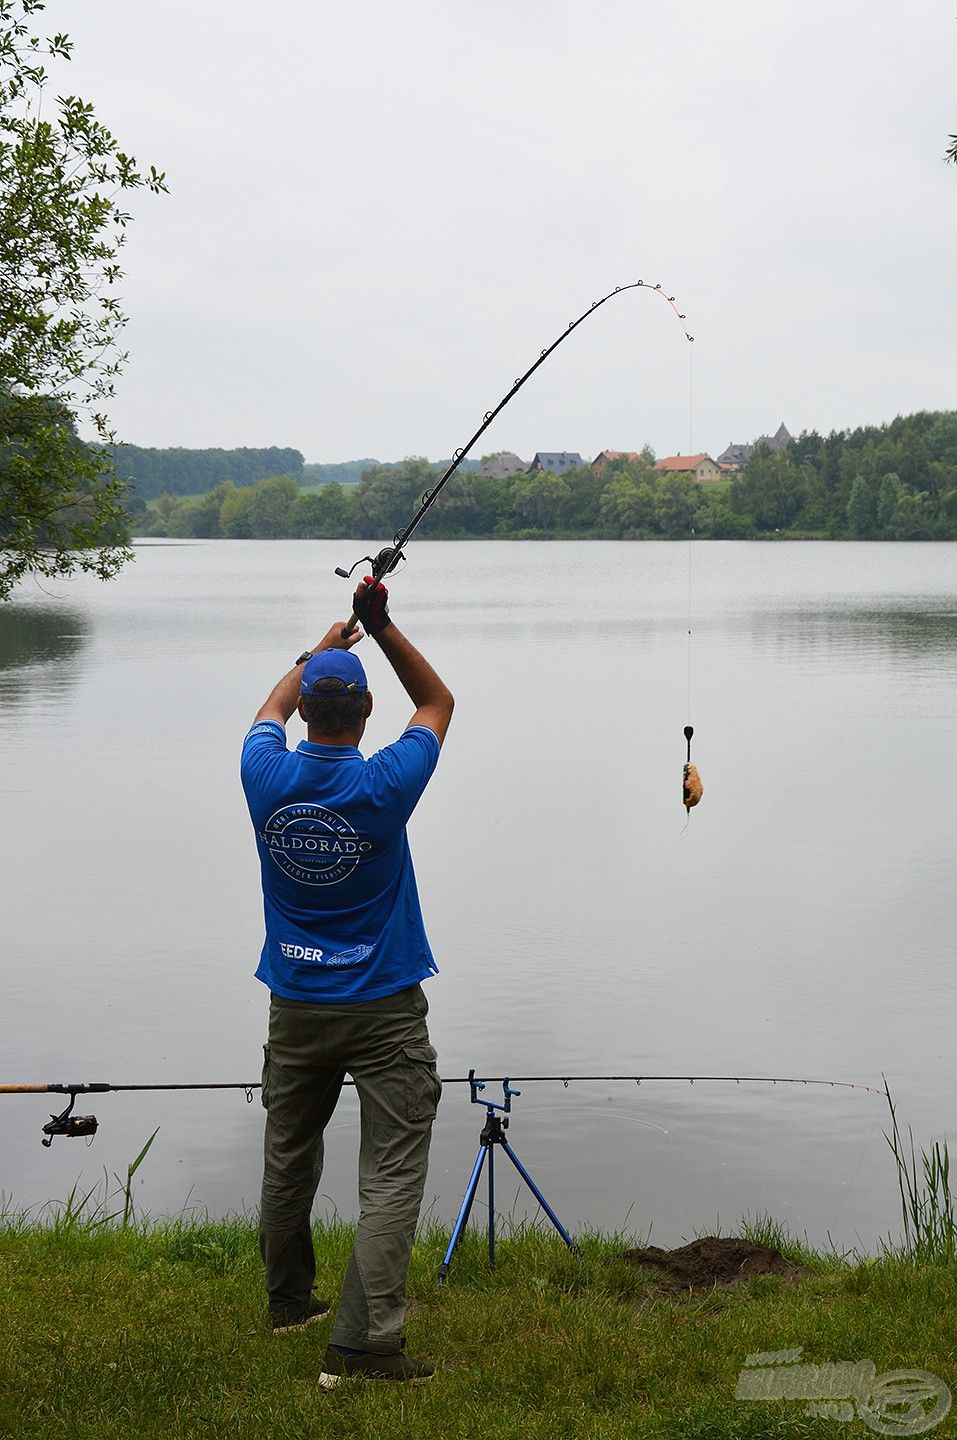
[131,531,955,543]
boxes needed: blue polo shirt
[240,720,441,1002]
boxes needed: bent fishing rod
[1,1072,882,1147]
[334,280,695,631]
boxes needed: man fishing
[240,577,453,1386]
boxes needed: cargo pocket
[403,1043,441,1122]
[260,1043,271,1110]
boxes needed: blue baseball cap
[300,649,368,695]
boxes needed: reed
[883,1078,956,1264]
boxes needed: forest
[135,410,957,542]
[113,445,305,500]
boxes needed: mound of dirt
[619,1235,805,1292]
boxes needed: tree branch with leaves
[0,0,166,599]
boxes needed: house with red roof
[654,453,724,484]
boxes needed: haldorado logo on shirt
[260,803,372,886]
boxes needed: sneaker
[318,1343,435,1387]
[271,1295,330,1334]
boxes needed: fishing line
[828,1106,886,1235]
[688,334,695,460]
[680,530,695,838]
[686,335,695,723]
[687,523,694,720]
[678,334,703,827]
[680,527,697,839]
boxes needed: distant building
[479,451,528,479]
[591,450,647,471]
[528,451,584,474]
[654,453,724,485]
[715,441,752,469]
[761,422,792,451]
[717,423,792,470]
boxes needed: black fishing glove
[354,576,391,635]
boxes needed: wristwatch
[295,650,312,665]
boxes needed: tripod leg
[488,1139,495,1270]
[438,1144,487,1283]
[501,1138,578,1254]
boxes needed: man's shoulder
[398,724,442,751]
[244,720,287,746]
[241,720,289,788]
[363,726,441,806]
[371,725,441,768]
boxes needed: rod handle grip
[340,611,359,640]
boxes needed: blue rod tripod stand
[437,1070,578,1283]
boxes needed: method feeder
[334,280,695,632]
[0,1074,881,1147]
[683,725,703,812]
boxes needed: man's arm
[373,623,455,745]
[354,579,454,744]
[252,620,362,726]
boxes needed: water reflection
[749,605,957,668]
[0,605,89,708]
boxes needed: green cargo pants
[259,982,441,1353]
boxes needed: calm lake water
[1,539,955,1251]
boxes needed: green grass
[2,1208,956,1440]
[2,1095,954,1439]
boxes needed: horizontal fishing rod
[334,280,694,631]
[0,1075,883,1095]
[1,1073,882,1146]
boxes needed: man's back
[241,721,440,1002]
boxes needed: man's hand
[317,619,363,652]
[353,577,391,636]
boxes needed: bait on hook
[683,724,703,814]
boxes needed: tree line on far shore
[112,445,306,499]
[136,410,957,542]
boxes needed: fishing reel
[41,1089,98,1147]
[334,545,406,584]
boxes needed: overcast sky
[54,0,956,463]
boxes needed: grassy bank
[2,1211,956,1440]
